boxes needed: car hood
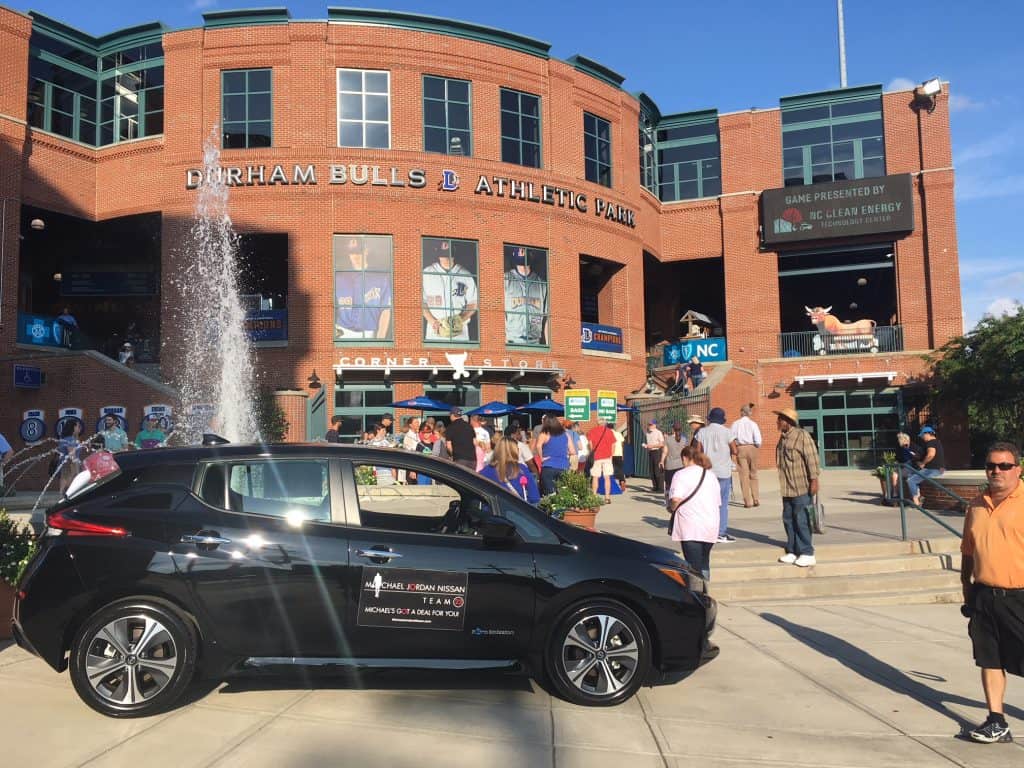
[559,522,686,566]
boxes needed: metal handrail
[894,463,965,541]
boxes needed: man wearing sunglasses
[961,442,1024,744]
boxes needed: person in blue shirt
[334,238,393,339]
[479,436,540,505]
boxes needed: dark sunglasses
[985,462,1018,472]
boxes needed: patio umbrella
[515,398,564,414]
[467,401,518,416]
[386,396,452,411]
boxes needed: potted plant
[0,509,37,640]
[874,451,898,504]
[538,471,604,530]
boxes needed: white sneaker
[778,553,797,564]
[794,555,817,567]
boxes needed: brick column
[274,389,308,442]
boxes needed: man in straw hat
[774,406,821,567]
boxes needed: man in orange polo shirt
[961,441,1024,744]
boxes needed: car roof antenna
[202,433,231,446]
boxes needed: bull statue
[805,306,876,336]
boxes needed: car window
[224,460,332,523]
[353,462,491,537]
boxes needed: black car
[11,444,717,717]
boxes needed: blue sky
[11,0,1022,332]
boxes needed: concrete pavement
[2,602,1021,767]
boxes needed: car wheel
[69,599,198,718]
[545,599,650,707]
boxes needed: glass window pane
[812,164,833,183]
[783,125,830,148]
[500,89,518,111]
[824,450,847,467]
[659,183,677,202]
[848,414,873,431]
[364,390,394,407]
[585,159,598,183]
[247,69,271,92]
[340,93,362,120]
[810,143,832,164]
[364,71,388,93]
[423,99,446,127]
[51,112,74,138]
[248,123,272,147]
[339,70,362,91]
[447,80,468,102]
[678,180,699,200]
[223,71,246,94]
[702,176,722,197]
[424,127,447,153]
[501,137,519,163]
[223,94,246,122]
[248,92,272,121]
[423,76,444,99]
[846,393,872,409]
[783,105,830,124]
[597,141,610,164]
[821,394,845,409]
[784,170,806,187]
[833,161,855,181]
[862,157,885,178]
[143,111,162,136]
[452,130,471,156]
[521,117,539,143]
[831,98,880,118]
[340,121,363,147]
[862,136,885,158]
[501,111,519,139]
[833,141,855,161]
[521,143,540,168]
[365,94,388,122]
[365,122,389,149]
[832,118,883,142]
[520,95,539,117]
[448,103,469,130]
[336,390,363,408]
[677,161,698,181]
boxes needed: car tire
[545,598,651,707]
[69,598,198,718]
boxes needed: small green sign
[565,389,591,421]
[596,390,617,423]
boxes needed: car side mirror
[480,515,516,543]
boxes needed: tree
[927,305,1024,462]
[256,390,290,443]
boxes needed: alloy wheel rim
[84,615,179,705]
[561,613,639,697]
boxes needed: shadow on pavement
[758,612,1024,733]
[726,526,786,548]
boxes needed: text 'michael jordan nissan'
[11,444,717,716]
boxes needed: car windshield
[64,451,123,500]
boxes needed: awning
[794,371,897,386]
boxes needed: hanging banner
[596,390,618,423]
[96,406,127,433]
[564,389,591,422]
[55,407,84,438]
[142,404,174,432]
[20,409,46,444]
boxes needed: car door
[167,456,351,658]
[340,456,537,662]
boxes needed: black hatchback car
[12,444,717,717]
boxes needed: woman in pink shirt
[666,443,721,579]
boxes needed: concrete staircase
[711,537,964,606]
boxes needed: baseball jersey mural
[504,244,549,346]
[333,235,394,340]
[422,237,479,342]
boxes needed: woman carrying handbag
[665,442,721,579]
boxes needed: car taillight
[46,510,128,537]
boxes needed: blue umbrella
[515,398,564,414]
[387,396,452,411]
[467,401,518,416]
[589,402,638,413]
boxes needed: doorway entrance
[793,388,902,468]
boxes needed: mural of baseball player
[422,237,479,342]
[333,235,393,340]
[504,244,549,346]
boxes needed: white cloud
[956,173,1024,202]
[886,77,916,92]
[189,0,217,10]
[985,298,1021,317]
[955,127,1018,165]
[949,92,986,112]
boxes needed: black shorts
[968,585,1024,676]
[612,455,625,481]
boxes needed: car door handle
[181,533,232,546]
[356,548,403,560]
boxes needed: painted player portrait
[503,244,549,346]
[333,235,393,340]
[422,237,479,342]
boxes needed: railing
[630,390,711,480]
[779,324,903,358]
[890,463,965,541]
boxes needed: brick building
[0,7,964,473]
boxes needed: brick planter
[920,470,987,512]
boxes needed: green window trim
[221,68,273,149]
[583,111,612,188]
[655,110,721,203]
[421,237,480,344]
[422,75,472,156]
[332,384,396,444]
[337,68,391,150]
[503,243,550,350]
[500,87,542,169]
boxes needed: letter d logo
[440,170,460,192]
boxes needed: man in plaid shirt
[774,407,820,568]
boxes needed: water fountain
[171,127,259,444]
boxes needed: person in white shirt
[641,420,666,493]
[730,403,763,507]
[574,423,590,472]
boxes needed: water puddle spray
[172,127,258,443]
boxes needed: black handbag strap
[669,468,707,534]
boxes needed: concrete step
[728,588,964,607]
[710,536,961,565]
[713,551,962,583]
[711,567,962,603]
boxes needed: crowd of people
[51,414,168,493]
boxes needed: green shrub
[538,471,604,518]
[0,509,37,587]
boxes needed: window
[353,463,490,537]
[99,65,164,145]
[333,386,395,443]
[504,244,549,347]
[333,235,393,341]
[423,75,471,156]
[220,460,332,522]
[222,69,272,149]
[656,113,721,202]
[639,113,657,195]
[500,88,541,168]
[238,233,289,343]
[338,69,390,149]
[505,389,552,431]
[584,112,612,187]
[782,88,885,187]
[422,237,479,343]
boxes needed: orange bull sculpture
[805,305,877,335]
